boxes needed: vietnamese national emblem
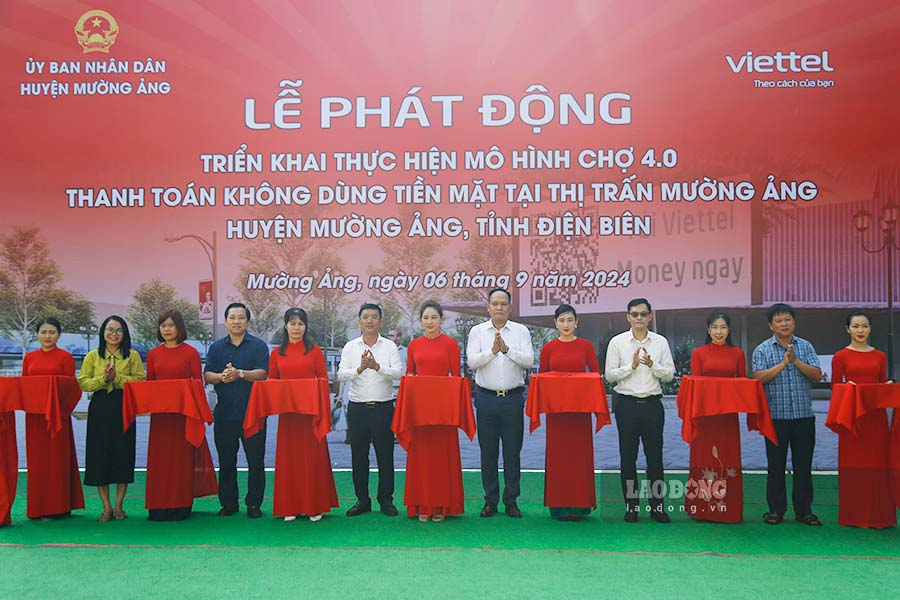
[74,10,119,54]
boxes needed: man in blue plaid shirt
[752,303,823,526]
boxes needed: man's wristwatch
[238,369,245,379]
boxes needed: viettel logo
[725,51,834,73]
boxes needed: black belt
[352,401,393,408]
[476,385,524,398]
[617,393,662,403]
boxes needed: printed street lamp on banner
[79,323,95,355]
[198,329,214,355]
[164,232,218,339]
[853,201,899,380]
[455,314,477,379]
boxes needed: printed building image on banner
[518,200,753,317]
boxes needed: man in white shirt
[466,288,534,518]
[338,303,403,517]
[605,298,675,524]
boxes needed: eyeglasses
[628,311,650,318]
[105,328,123,335]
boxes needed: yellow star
[91,17,102,27]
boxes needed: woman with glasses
[78,316,145,522]
[830,310,893,528]
[21,317,84,520]
[267,308,338,522]
[686,310,747,523]
[145,310,217,521]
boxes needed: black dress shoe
[651,510,671,524]
[624,510,638,523]
[480,503,498,518]
[763,512,783,525]
[218,506,238,516]
[795,513,822,526]
[247,506,263,519]
[346,501,372,517]
[505,504,523,518]
[380,502,399,517]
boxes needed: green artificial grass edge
[2,472,898,561]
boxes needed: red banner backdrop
[1,1,898,331]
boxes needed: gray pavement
[12,395,839,472]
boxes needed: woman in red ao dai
[830,310,892,528]
[538,304,601,520]
[144,310,217,521]
[686,310,747,523]
[268,308,339,522]
[404,301,465,522]
[21,317,84,520]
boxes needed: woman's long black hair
[278,308,313,355]
[97,315,133,357]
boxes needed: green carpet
[1,472,898,599]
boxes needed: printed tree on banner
[661,336,696,395]
[127,278,207,348]
[238,233,312,308]
[232,213,351,344]
[304,289,350,349]
[370,206,446,334]
[451,236,513,303]
[302,242,352,349]
[231,206,323,331]
[0,225,96,357]
[447,235,513,350]
[44,287,96,335]
[376,300,407,343]
[231,263,281,340]
[528,323,556,361]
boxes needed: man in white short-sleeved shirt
[466,288,534,518]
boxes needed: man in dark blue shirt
[204,303,269,518]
